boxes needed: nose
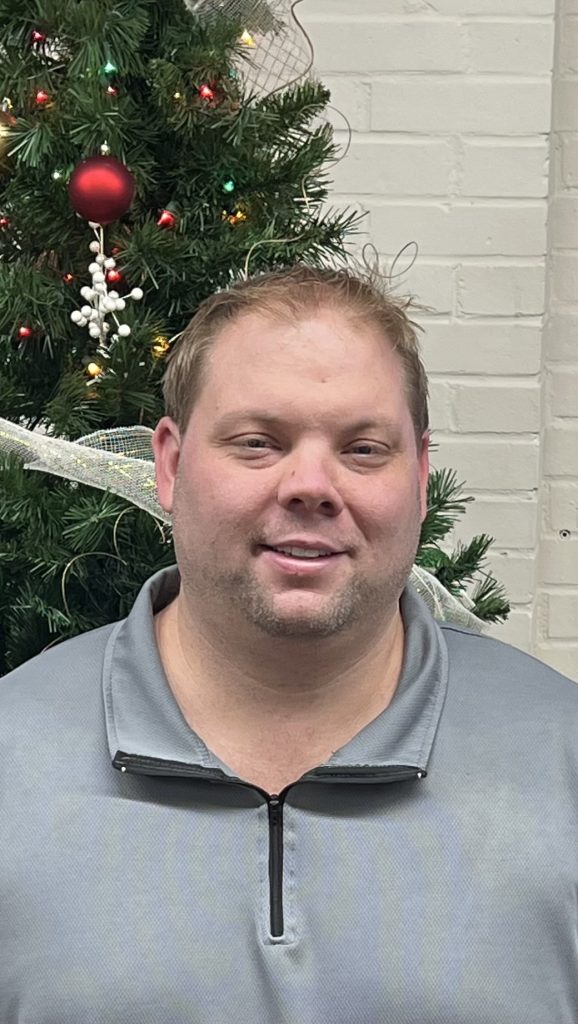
[275,445,344,516]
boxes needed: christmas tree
[0,0,509,675]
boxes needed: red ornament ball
[68,156,135,225]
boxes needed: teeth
[275,546,332,559]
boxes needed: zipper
[113,752,426,939]
[268,796,284,936]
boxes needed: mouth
[258,545,347,575]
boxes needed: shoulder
[0,621,119,722]
[439,619,578,713]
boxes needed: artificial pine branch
[0,0,510,673]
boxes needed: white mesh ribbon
[0,416,487,633]
[185,0,314,98]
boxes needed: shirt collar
[103,566,449,776]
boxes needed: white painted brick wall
[537,0,578,679]
[300,0,577,680]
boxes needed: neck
[154,593,406,754]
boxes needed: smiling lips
[260,547,347,575]
[264,539,346,555]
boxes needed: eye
[348,440,387,456]
[239,437,271,449]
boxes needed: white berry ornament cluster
[70,222,143,358]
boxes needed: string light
[86,362,104,377]
[102,61,118,75]
[0,215,9,228]
[199,84,215,101]
[18,326,33,339]
[152,335,170,358]
[157,209,176,228]
[241,30,256,47]
[106,85,118,97]
[223,179,235,193]
[35,90,50,106]
[62,273,75,284]
[31,30,46,44]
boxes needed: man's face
[153,305,430,640]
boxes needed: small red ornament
[18,326,33,339]
[199,84,215,101]
[106,268,123,284]
[157,209,176,228]
[31,30,46,43]
[68,155,135,225]
[35,90,50,106]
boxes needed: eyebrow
[213,411,402,437]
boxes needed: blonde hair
[162,265,430,449]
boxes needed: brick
[371,78,552,135]
[391,262,454,314]
[420,321,542,374]
[550,368,578,416]
[369,202,547,257]
[303,2,556,22]
[548,196,578,248]
[553,81,578,131]
[449,496,538,547]
[330,138,453,197]
[454,382,541,433]
[460,140,549,198]
[559,16,578,74]
[304,1,409,11]
[549,481,578,531]
[323,76,371,132]
[485,609,533,655]
[305,0,553,11]
[543,422,578,475]
[457,263,546,315]
[547,592,578,637]
[429,437,539,489]
[551,252,578,302]
[561,135,578,187]
[485,552,536,603]
[309,20,463,73]
[466,21,554,74]
[533,645,578,682]
[543,314,578,361]
[428,380,454,432]
[539,538,578,582]
[431,0,554,11]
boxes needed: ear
[418,430,430,523]
[152,416,182,514]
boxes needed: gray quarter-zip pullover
[1,565,577,1023]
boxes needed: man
[1,266,577,1024]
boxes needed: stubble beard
[173,489,423,641]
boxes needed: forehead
[206,306,403,382]
[192,307,413,435]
